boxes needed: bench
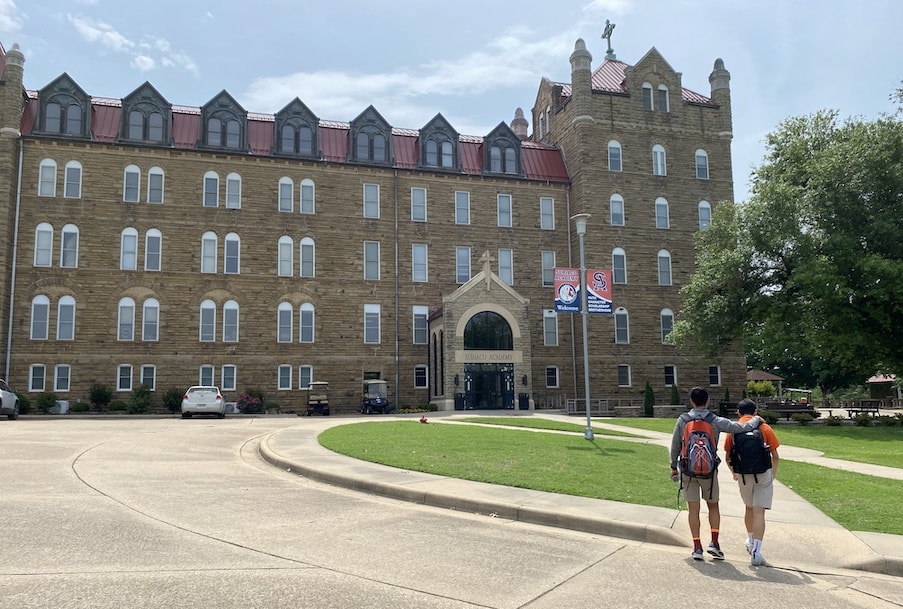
[761,401,819,421]
[845,400,881,418]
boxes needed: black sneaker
[707,543,725,560]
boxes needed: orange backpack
[679,411,720,479]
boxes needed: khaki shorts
[735,469,774,509]
[681,473,719,503]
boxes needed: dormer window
[208,117,241,148]
[490,145,517,174]
[356,130,387,162]
[37,75,91,138]
[483,123,522,176]
[418,114,459,171]
[120,83,171,145]
[199,91,247,151]
[657,85,670,113]
[273,98,319,158]
[349,106,393,165]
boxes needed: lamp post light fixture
[570,213,594,441]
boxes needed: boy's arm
[669,423,683,469]
[713,415,760,433]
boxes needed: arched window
[199,300,216,341]
[60,224,79,268]
[300,303,315,343]
[203,171,219,207]
[655,197,670,229]
[278,177,293,212]
[145,229,162,271]
[657,84,670,112]
[608,140,622,172]
[143,298,160,341]
[38,159,57,197]
[300,178,315,214]
[123,164,140,202]
[698,201,712,230]
[63,161,82,198]
[128,110,144,140]
[118,297,136,341]
[642,82,653,110]
[657,250,672,286]
[300,237,315,277]
[652,145,667,176]
[695,149,709,179]
[57,295,76,340]
[614,307,629,344]
[207,118,222,147]
[31,295,50,340]
[463,311,513,350]
[612,247,627,284]
[277,302,293,343]
[147,167,164,203]
[223,300,239,342]
[660,308,674,343]
[201,231,217,273]
[278,236,293,277]
[224,232,240,274]
[120,227,138,270]
[225,172,241,209]
[34,223,53,266]
[610,194,625,226]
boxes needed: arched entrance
[463,311,514,409]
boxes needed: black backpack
[729,428,772,478]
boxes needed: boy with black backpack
[669,387,762,561]
[724,398,780,566]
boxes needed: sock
[711,530,720,547]
[747,532,755,544]
[752,539,762,553]
[693,538,703,551]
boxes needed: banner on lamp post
[553,267,580,313]
[554,268,612,314]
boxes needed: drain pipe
[393,169,399,411]
[5,140,23,379]
[565,188,578,405]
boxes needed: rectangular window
[664,365,676,387]
[225,175,241,209]
[455,191,470,225]
[412,244,428,282]
[364,304,380,344]
[299,365,313,390]
[411,187,427,222]
[364,241,380,280]
[497,194,512,227]
[413,306,428,345]
[145,233,161,271]
[141,365,156,391]
[278,365,292,390]
[363,183,380,218]
[118,364,132,391]
[658,255,672,286]
[414,365,428,388]
[543,310,558,346]
[498,249,513,285]
[617,364,631,387]
[545,366,559,388]
[708,366,721,386]
[30,364,46,392]
[278,307,292,342]
[615,311,629,344]
[199,365,214,387]
[541,251,555,286]
[540,197,554,230]
[55,364,71,392]
[222,365,237,391]
[278,181,293,212]
[455,246,471,284]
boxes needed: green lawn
[318,418,903,535]
[454,416,642,437]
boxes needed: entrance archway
[463,312,514,409]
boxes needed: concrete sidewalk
[257,412,903,578]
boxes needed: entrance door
[464,364,514,409]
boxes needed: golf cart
[360,379,392,414]
[305,381,330,416]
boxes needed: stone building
[0,35,745,414]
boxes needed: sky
[1,0,900,202]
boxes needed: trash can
[454,393,465,410]
[518,393,530,410]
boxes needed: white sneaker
[745,541,753,555]
[751,551,766,566]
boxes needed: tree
[643,381,655,417]
[671,109,903,394]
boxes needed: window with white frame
[455,191,470,225]
[299,365,313,390]
[655,197,670,229]
[608,140,622,171]
[414,365,428,388]
[698,200,712,230]
[199,365,214,387]
[221,365,236,391]
[614,307,629,344]
[498,248,513,285]
[34,223,53,267]
[652,145,667,176]
[695,149,709,180]
[120,228,138,270]
[55,364,71,392]
[141,365,156,391]
[278,364,292,390]
[224,233,240,274]
[123,165,140,202]
[497,194,512,227]
[222,300,239,342]
[709,366,721,386]
[411,187,427,222]
[143,298,159,341]
[148,167,164,203]
[543,309,558,346]
[642,82,653,110]
[300,303,315,343]
[541,250,555,286]
[661,308,674,343]
[278,177,293,212]
[203,171,219,207]
[30,364,46,392]
[60,224,78,268]
[610,194,625,226]
[412,244,428,282]
[540,197,554,229]
[364,304,380,344]
[57,295,75,340]
[455,246,471,283]
[300,237,315,277]
[64,161,82,199]
[118,297,135,341]
[199,300,216,342]
[545,366,559,388]
[617,364,631,387]
[612,248,627,284]
[278,236,293,276]
[413,306,428,344]
[664,365,677,387]
[225,172,241,209]
[118,364,133,391]
[30,295,49,340]
[363,183,379,218]
[364,240,380,280]
[145,229,162,271]
[657,84,670,113]
[300,178,315,214]
[657,250,672,286]
[277,303,292,342]
[201,232,217,273]
[39,159,57,197]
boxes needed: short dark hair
[689,387,708,407]
[737,398,757,415]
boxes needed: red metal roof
[91,103,120,143]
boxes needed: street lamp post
[571,213,593,441]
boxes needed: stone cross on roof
[602,19,616,59]
[479,250,495,290]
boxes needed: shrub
[109,400,128,411]
[853,412,874,427]
[643,381,655,417]
[791,412,813,425]
[237,393,265,414]
[129,384,153,414]
[161,387,183,414]
[760,409,779,425]
[875,415,899,427]
[824,415,844,426]
[669,385,680,405]
[426,403,439,412]
[36,392,59,414]
[70,402,90,413]
[264,401,281,413]
[89,383,113,411]
[16,393,30,415]
[896,413,903,425]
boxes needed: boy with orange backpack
[669,387,762,561]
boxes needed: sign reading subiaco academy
[553,268,613,314]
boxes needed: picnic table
[844,399,881,418]
[761,399,818,420]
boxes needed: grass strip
[453,416,641,437]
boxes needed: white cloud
[0,0,23,32]
[131,55,155,72]
[67,14,134,52]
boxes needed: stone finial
[709,57,730,93]
[510,107,529,140]
[569,38,592,73]
[6,42,25,68]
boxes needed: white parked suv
[180,386,225,418]
[0,379,20,420]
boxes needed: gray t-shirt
[669,408,760,469]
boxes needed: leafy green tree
[129,384,153,414]
[89,383,113,412]
[643,381,655,417]
[672,109,903,394]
